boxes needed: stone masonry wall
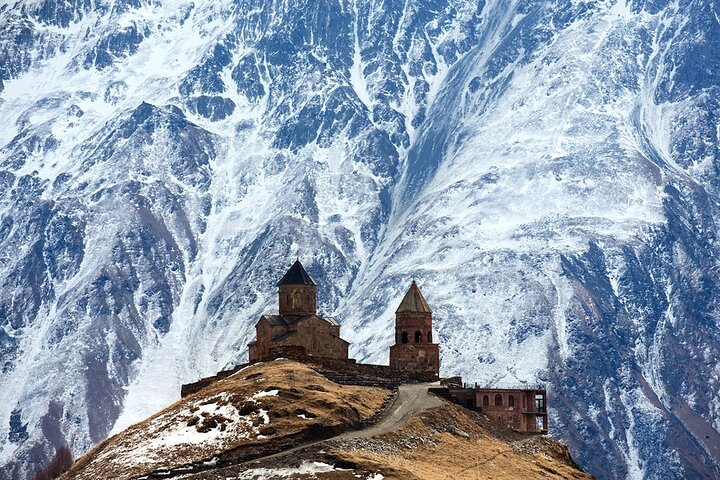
[277,316,348,359]
[180,346,437,398]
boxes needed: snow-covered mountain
[0,0,718,478]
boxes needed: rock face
[0,0,719,478]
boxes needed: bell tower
[389,281,440,378]
[277,260,317,316]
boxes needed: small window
[495,394,503,406]
[482,395,489,407]
[415,331,422,343]
[401,331,409,344]
[509,395,515,407]
[427,331,432,342]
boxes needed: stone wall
[180,347,437,398]
[394,312,433,344]
[476,389,547,431]
[250,314,350,362]
[249,319,274,360]
[389,343,439,377]
[277,316,348,359]
[279,284,316,316]
[267,345,308,360]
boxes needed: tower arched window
[401,331,409,344]
[414,331,422,343]
[495,394,503,406]
[427,331,432,343]
[482,395,489,407]
[509,395,515,407]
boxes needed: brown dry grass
[324,403,593,480]
[176,391,592,479]
[61,360,391,480]
[62,360,591,480]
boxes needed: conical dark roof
[396,281,432,313]
[277,260,316,286]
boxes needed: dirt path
[243,382,442,465]
[341,382,442,439]
[141,383,443,478]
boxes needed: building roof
[271,328,349,345]
[396,280,432,313]
[291,314,340,327]
[260,314,340,328]
[260,314,288,326]
[277,260,317,286]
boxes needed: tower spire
[277,259,316,286]
[277,260,317,316]
[396,280,432,313]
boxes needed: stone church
[247,260,350,361]
[247,260,440,380]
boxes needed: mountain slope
[61,359,589,480]
[0,0,719,478]
[62,360,392,479]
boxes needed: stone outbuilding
[433,378,549,433]
[247,260,349,361]
[389,281,440,378]
[474,388,548,432]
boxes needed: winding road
[343,382,443,439]
[242,382,443,466]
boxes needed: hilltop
[61,360,590,479]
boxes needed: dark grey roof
[277,260,316,286]
[332,334,350,345]
[293,314,340,327]
[396,281,432,313]
[261,314,288,326]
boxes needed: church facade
[247,260,439,380]
[247,260,349,361]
